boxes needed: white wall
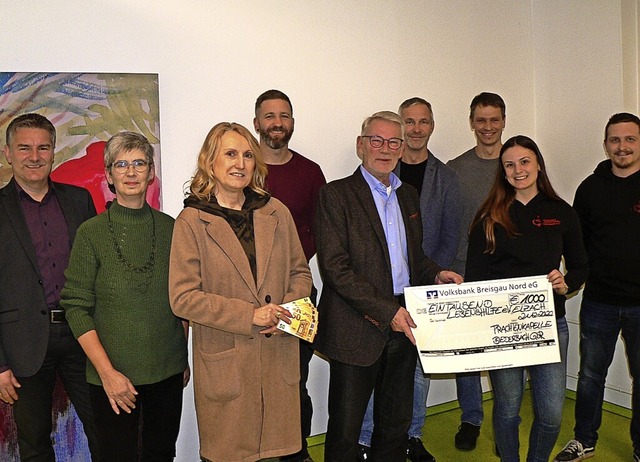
[1,1,637,459]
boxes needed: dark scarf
[184,188,270,282]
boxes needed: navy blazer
[0,178,96,377]
[314,168,442,366]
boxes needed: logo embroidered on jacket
[532,216,561,227]
[634,200,640,214]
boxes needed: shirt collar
[359,165,401,195]
[14,178,56,203]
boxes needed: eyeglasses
[362,135,404,151]
[110,159,152,174]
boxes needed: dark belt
[394,294,406,307]
[49,306,66,324]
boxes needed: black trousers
[279,340,314,462]
[324,331,417,462]
[90,373,184,462]
[281,287,317,462]
[14,323,99,462]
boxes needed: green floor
[306,390,634,461]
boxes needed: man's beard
[262,126,293,149]
[611,151,636,170]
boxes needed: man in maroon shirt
[0,113,98,461]
[254,90,326,462]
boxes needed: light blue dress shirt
[359,166,410,295]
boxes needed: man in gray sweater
[446,92,506,451]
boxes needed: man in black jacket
[554,112,640,462]
[0,113,98,461]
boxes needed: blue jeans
[359,359,431,445]
[574,298,640,451]
[489,316,569,462]
[455,372,484,426]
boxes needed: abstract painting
[0,72,161,212]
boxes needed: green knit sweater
[61,201,187,386]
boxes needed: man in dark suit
[0,113,98,461]
[314,111,462,462]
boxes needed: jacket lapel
[253,204,277,293]
[419,152,436,208]
[0,180,41,275]
[202,210,258,299]
[352,169,392,271]
[54,183,82,245]
[397,185,420,274]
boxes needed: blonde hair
[189,122,268,201]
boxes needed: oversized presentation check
[404,275,559,373]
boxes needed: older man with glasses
[314,111,462,462]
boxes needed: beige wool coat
[169,198,312,462]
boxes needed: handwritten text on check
[405,275,559,373]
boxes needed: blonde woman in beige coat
[169,122,312,462]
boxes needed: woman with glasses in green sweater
[61,132,189,462]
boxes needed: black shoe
[553,439,595,461]
[455,422,480,451]
[407,437,436,462]
[357,444,370,461]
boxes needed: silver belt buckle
[50,309,65,324]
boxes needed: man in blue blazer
[0,113,98,461]
[314,111,462,462]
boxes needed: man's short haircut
[604,112,640,141]
[398,97,433,115]
[5,113,57,148]
[360,111,405,138]
[469,92,506,120]
[254,89,293,116]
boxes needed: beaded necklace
[107,206,157,274]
